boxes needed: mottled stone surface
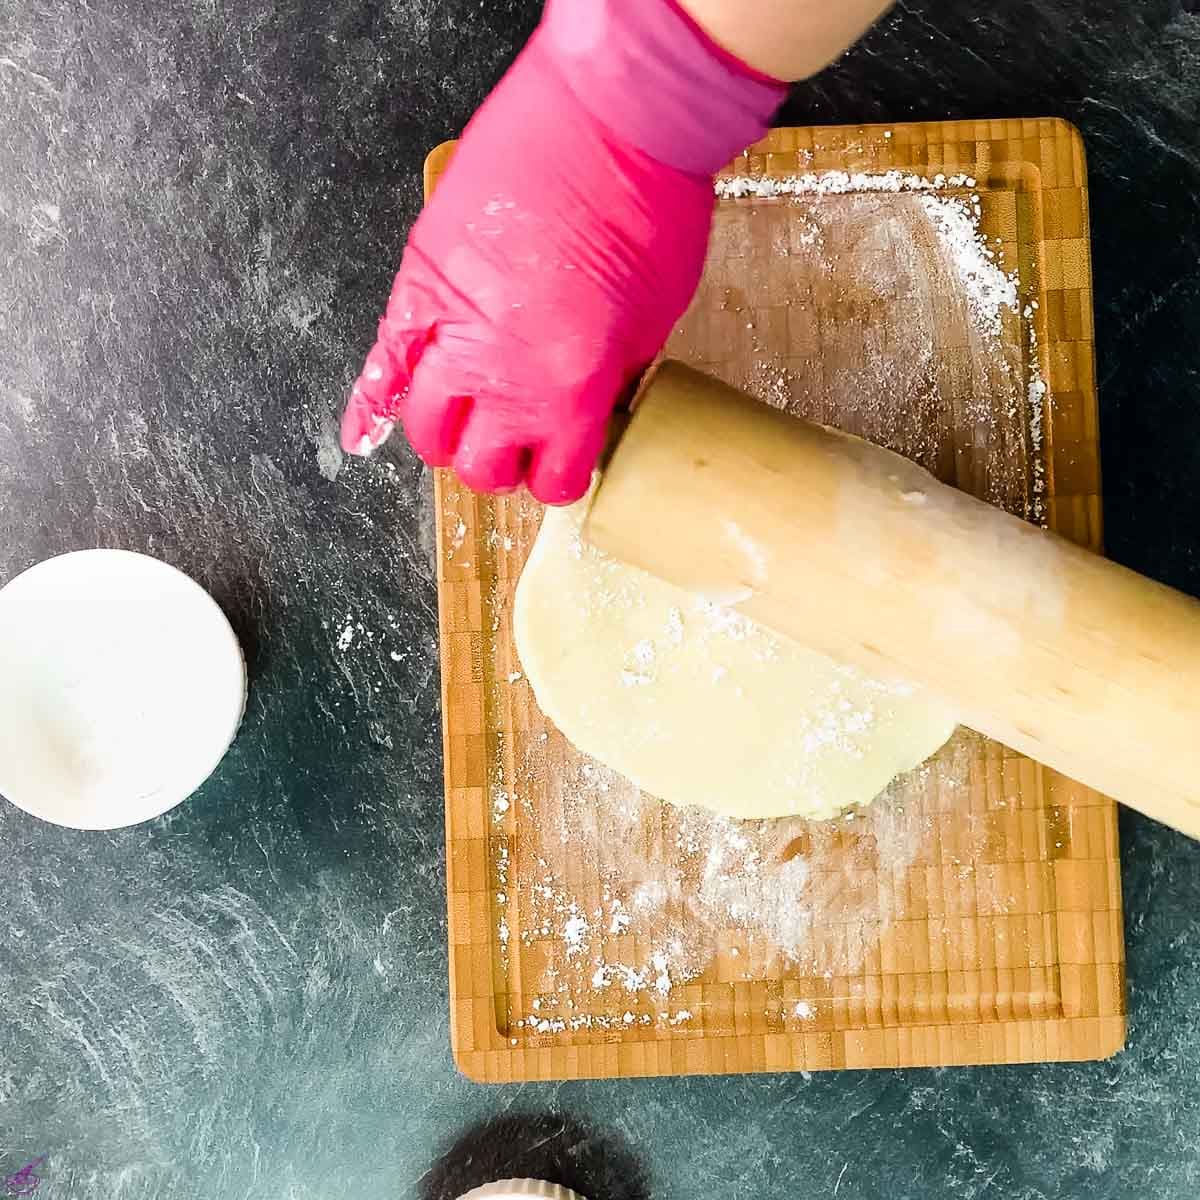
[2,2,1199,1197]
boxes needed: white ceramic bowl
[0,550,246,830]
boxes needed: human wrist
[536,0,788,176]
[676,0,895,82]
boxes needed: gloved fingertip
[532,476,591,507]
[453,439,530,495]
[528,436,603,507]
[340,387,396,456]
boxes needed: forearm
[679,0,893,80]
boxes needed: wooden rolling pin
[585,360,1200,839]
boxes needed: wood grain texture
[430,120,1125,1083]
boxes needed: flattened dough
[514,499,957,821]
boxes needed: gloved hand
[342,0,786,504]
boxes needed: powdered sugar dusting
[487,165,1046,1042]
[715,170,977,199]
[701,170,1050,522]
[915,192,1017,338]
[498,721,996,1035]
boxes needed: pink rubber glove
[342,0,786,504]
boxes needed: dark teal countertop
[2,2,1200,1196]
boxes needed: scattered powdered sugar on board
[446,516,468,560]
[1025,301,1049,522]
[499,721,1002,1036]
[696,170,1050,522]
[915,192,1017,338]
[486,167,1047,1041]
[715,170,978,198]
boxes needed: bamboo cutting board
[432,120,1125,1083]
